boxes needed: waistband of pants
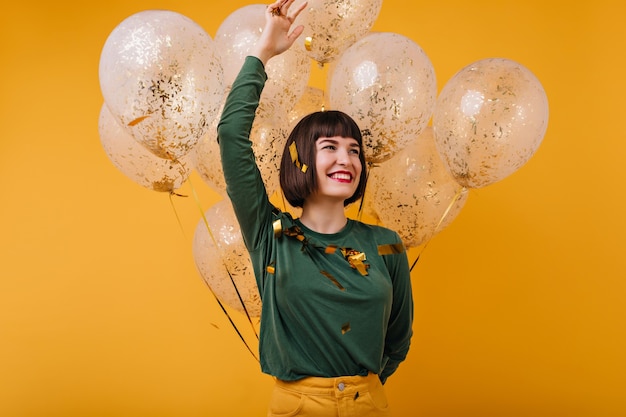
[276,372,381,397]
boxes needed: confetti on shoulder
[378,243,406,255]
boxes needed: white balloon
[295,0,382,64]
[98,104,193,192]
[99,10,224,160]
[250,113,289,197]
[330,32,437,163]
[193,101,227,197]
[433,58,549,188]
[287,86,330,130]
[369,127,468,248]
[215,4,310,120]
[192,199,261,318]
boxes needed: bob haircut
[280,110,368,208]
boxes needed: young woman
[217,1,414,415]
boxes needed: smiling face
[311,136,362,203]
[280,110,368,208]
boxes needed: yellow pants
[267,373,391,417]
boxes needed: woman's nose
[336,149,351,166]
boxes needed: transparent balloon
[193,100,227,197]
[330,32,437,163]
[250,112,290,197]
[294,0,382,64]
[98,104,193,192]
[368,127,468,248]
[192,199,261,318]
[287,86,330,130]
[194,92,288,200]
[99,10,224,160]
[215,4,310,121]
[433,58,549,188]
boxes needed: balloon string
[168,177,259,357]
[168,191,188,240]
[187,176,260,340]
[356,164,377,221]
[409,250,422,273]
[409,186,467,272]
[279,189,288,212]
[191,260,260,361]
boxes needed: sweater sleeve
[217,56,274,252]
[380,235,414,384]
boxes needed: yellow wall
[1,0,625,416]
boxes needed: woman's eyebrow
[317,138,359,146]
[316,138,338,147]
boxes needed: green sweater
[217,56,413,383]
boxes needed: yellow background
[1,0,625,416]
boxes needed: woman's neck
[299,200,347,234]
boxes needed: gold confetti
[273,219,283,238]
[284,226,306,243]
[320,270,345,291]
[289,142,298,163]
[325,245,338,254]
[304,36,313,51]
[127,115,150,126]
[289,142,308,173]
[266,264,275,274]
[341,248,369,276]
[341,322,351,335]
[378,243,406,255]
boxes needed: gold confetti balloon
[99,10,224,161]
[215,4,310,121]
[193,90,288,198]
[432,58,549,188]
[329,32,437,163]
[192,199,262,318]
[192,104,227,197]
[294,0,382,65]
[287,86,330,130]
[368,127,468,248]
[98,104,193,192]
[250,114,290,196]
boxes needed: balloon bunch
[98,10,224,191]
[98,1,549,318]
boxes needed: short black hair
[279,110,368,208]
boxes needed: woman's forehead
[316,136,359,145]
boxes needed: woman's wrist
[251,46,273,67]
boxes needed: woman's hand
[252,0,308,66]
